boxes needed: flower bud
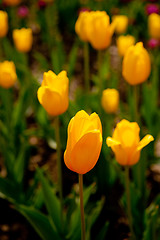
[148,13,160,39]
[101,88,119,114]
[112,15,128,34]
[37,70,69,116]
[122,42,151,85]
[0,11,8,38]
[13,28,33,53]
[87,11,115,50]
[106,119,154,166]
[0,61,17,88]
[116,35,135,57]
[75,11,92,42]
[64,110,102,174]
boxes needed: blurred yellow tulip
[64,110,102,174]
[122,42,151,85]
[112,15,128,34]
[3,0,21,6]
[106,119,154,166]
[0,61,17,88]
[101,88,119,114]
[75,11,92,42]
[148,13,160,39]
[0,11,8,38]
[37,70,69,116]
[13,28,33,53]
[87,11,115,50]
[116,35,135,57]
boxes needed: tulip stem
[84,42,90,92]
[79,174,86,240]
[98,50,103,96]
[133,85,139,123]
[54,116,63,228]
[125,166,136,240]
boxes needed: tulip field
[0,0,160,239]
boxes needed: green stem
[98,50,103,96]
[125,166,136,240]
[79,174,85,240]
[133,85,139,123]
[54,116,63,227]
[84,42,90,92]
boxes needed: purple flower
[146,4,159,15]
[17,6,29,18]
[148,38,159,49]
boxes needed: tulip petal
[37,86,66,116]
[106,137,121,147]
[137,134,154,151]
[65,130,102,174]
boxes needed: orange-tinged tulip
[37,70,69,116]
[75,11,92,42]
[13,28,33,53]
[106,119,154,166]
[148,13,160,39]
[0,61,17,88]
[122,42,151,85]
[0,11,8,38]
[3,0,21,6]
[87,11,115,50]
[64,110,102,174]
[112,15,128,34]
[116,35,135,57]
[101,88,119,114]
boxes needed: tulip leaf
[66,183,96,240]
[33,51,49,71]
[0,176,21,202]
[37,168,61,233]
[143,195,160,240]
[16,204,62,240]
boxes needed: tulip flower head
[13,28,33,53]
[87,11,115,50]
[0,11,8,38]
[106,119,154,166]
[101,88,119,114]
[116,35,135,57]
[64,110,102,174]
[37,70,69,116]
[75,11,92,42]
[0,61,17,88]
[122,42,151,85]
[148,13,160,39]
[3,0,21,6]
[112,15,128,34]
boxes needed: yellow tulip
[122,42,151,85]
[106,119,154,166]
[64,110,102,174]
[0,61,17,88]
[112,15,128,34]
[0,11,8,38]
[75,11,92,42]
[13,28,33,53]
[148,13,160,39]
[101,88,119,114]
[3,0,21,6]
[37,70,69,116]
[116,35,135,57]
[87,11,115,50]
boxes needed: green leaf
[16,204,62,240]
[33,51,49,70]
[0,177,21,202]
[67,183,96,240]
[37,168,61,233]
